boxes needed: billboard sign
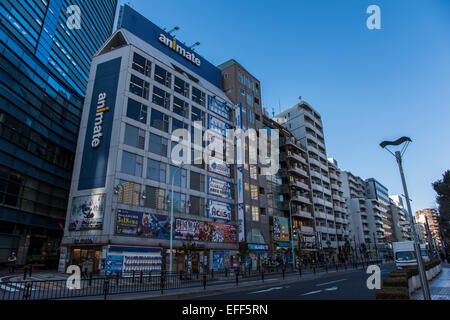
[115,209,170,239]
[208,199,232,221]
[272,216,290,242]
[208,114,230,138]
[208,161,231,177]
[174,218,237,243]
[208,96,231,120]
[69,194,105,231]
[208,177,232,199]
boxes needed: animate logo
[91,93,108,148]
[158,34,201,67]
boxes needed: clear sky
[114,0,450,213]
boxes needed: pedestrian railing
[0,258,388,300]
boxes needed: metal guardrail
[0,259,387,300]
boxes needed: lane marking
[300,290,322,296]
[325,286,338,291]
[248,286,284,294]
[316,278,347,286]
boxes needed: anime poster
[69,194,105,231]
[273,216,290,242]
[212,251,225,270]
[115,209,170,239]
[174,218,237,243]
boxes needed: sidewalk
[412,263,450,300]
[0,269,68,282]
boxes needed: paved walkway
[413,263,450,300]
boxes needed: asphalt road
[191,264,396,300]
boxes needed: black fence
[0,259,387,300]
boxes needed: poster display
[212,251,225,270]
[208,176,232,199]
[105,255,124,275]
[174,218,237,243]
[208,114,230,137]
[208,95,231,120]
[272,216,290,242]
[69,194,105,231]
[207,161,231,177]
[208,199,232,221]
[115,209,170,239]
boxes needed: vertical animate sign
[78,57,122,190]
[235,104,246,242]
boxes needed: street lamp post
[288,199,296,270]
[380,137,431,300]
[169,162,184,274]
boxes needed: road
[191,264,396,300]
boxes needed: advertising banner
[212,251,225,270]
[208,199,232,221]
[234,103,246,242]
[208,161,231,177]
[174,218,237,243]
[272,216,290,242]
[105,255,124,275]
[208,114,230,137]
[69,194,105,231]
[115,209,170,239]
[208,96,231,120]
[208,177,232,199]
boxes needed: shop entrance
[69,247,101,273]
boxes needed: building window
[174,76,189,97]
[169,165,187,188]
[126,98,147,124]
[190,171,205,192]
[132,52,151,77]
[124,124,145,149]
[252,206,259,221]
[118,181,142,206]
[191,106,205,126]
[173,96,189,118]
[250,165,257,180]
[152,86,171,109]
[251,184,258,200]
[150,109,169,132]
[190,196,204,216]
[246,92,253,107]
[130,75,149,99]
[148,133,168,157]
[121,151,143,177]
[144,186,166,210]
[172,118,188,133]
[154,64,172,88]
[147,158,166,183]
[192,86,205,106]
[247,109,254,124]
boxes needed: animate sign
[158,34,201,67]
[91,92,108,148]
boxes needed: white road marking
[248,286,284,294]
[325,286,338,291]
[0,284,18,292]
[300,290,322,296]
[316,278,347,286]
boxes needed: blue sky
[114,0,450,213]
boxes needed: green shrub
[376,287,409,300]
[383,276,408,288]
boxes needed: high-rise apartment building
[0,0,117,264]
[416,208,442,250]
[60,5,239,274]
[341,171,386,259]
[389,195,412,242]
[274,101,347,261]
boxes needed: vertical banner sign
[78,57,122,190]
[272,216,290,241]
[208,177,232,199]
[235,103,246,242]
[208,96,231,120]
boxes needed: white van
[393,241,429,269]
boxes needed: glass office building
[0,0,117,265]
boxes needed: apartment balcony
[323,187,332,196]
[293,210,313,219]
[313,197,325,206]
[307,144,321,157]
[330,241,338,249]
[309,157,322,168]
[311,182,322,192]
[288,151,307,165]
[374,211,383,218]
[326,213,335,221]
[363,225,370,232]
[286,137,303,151]
[310,170,322,180]
[376,226,384,232]
[331,183,340,191]
[314,211,327,220]
[288,165,309,178]
[324,200,333,209]
[316,226,334,235]
[300,226,315,235]
[291,194,311,204]
[335,217,344,224]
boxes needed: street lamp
[169,161,185,274]
[380,136,431,300]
